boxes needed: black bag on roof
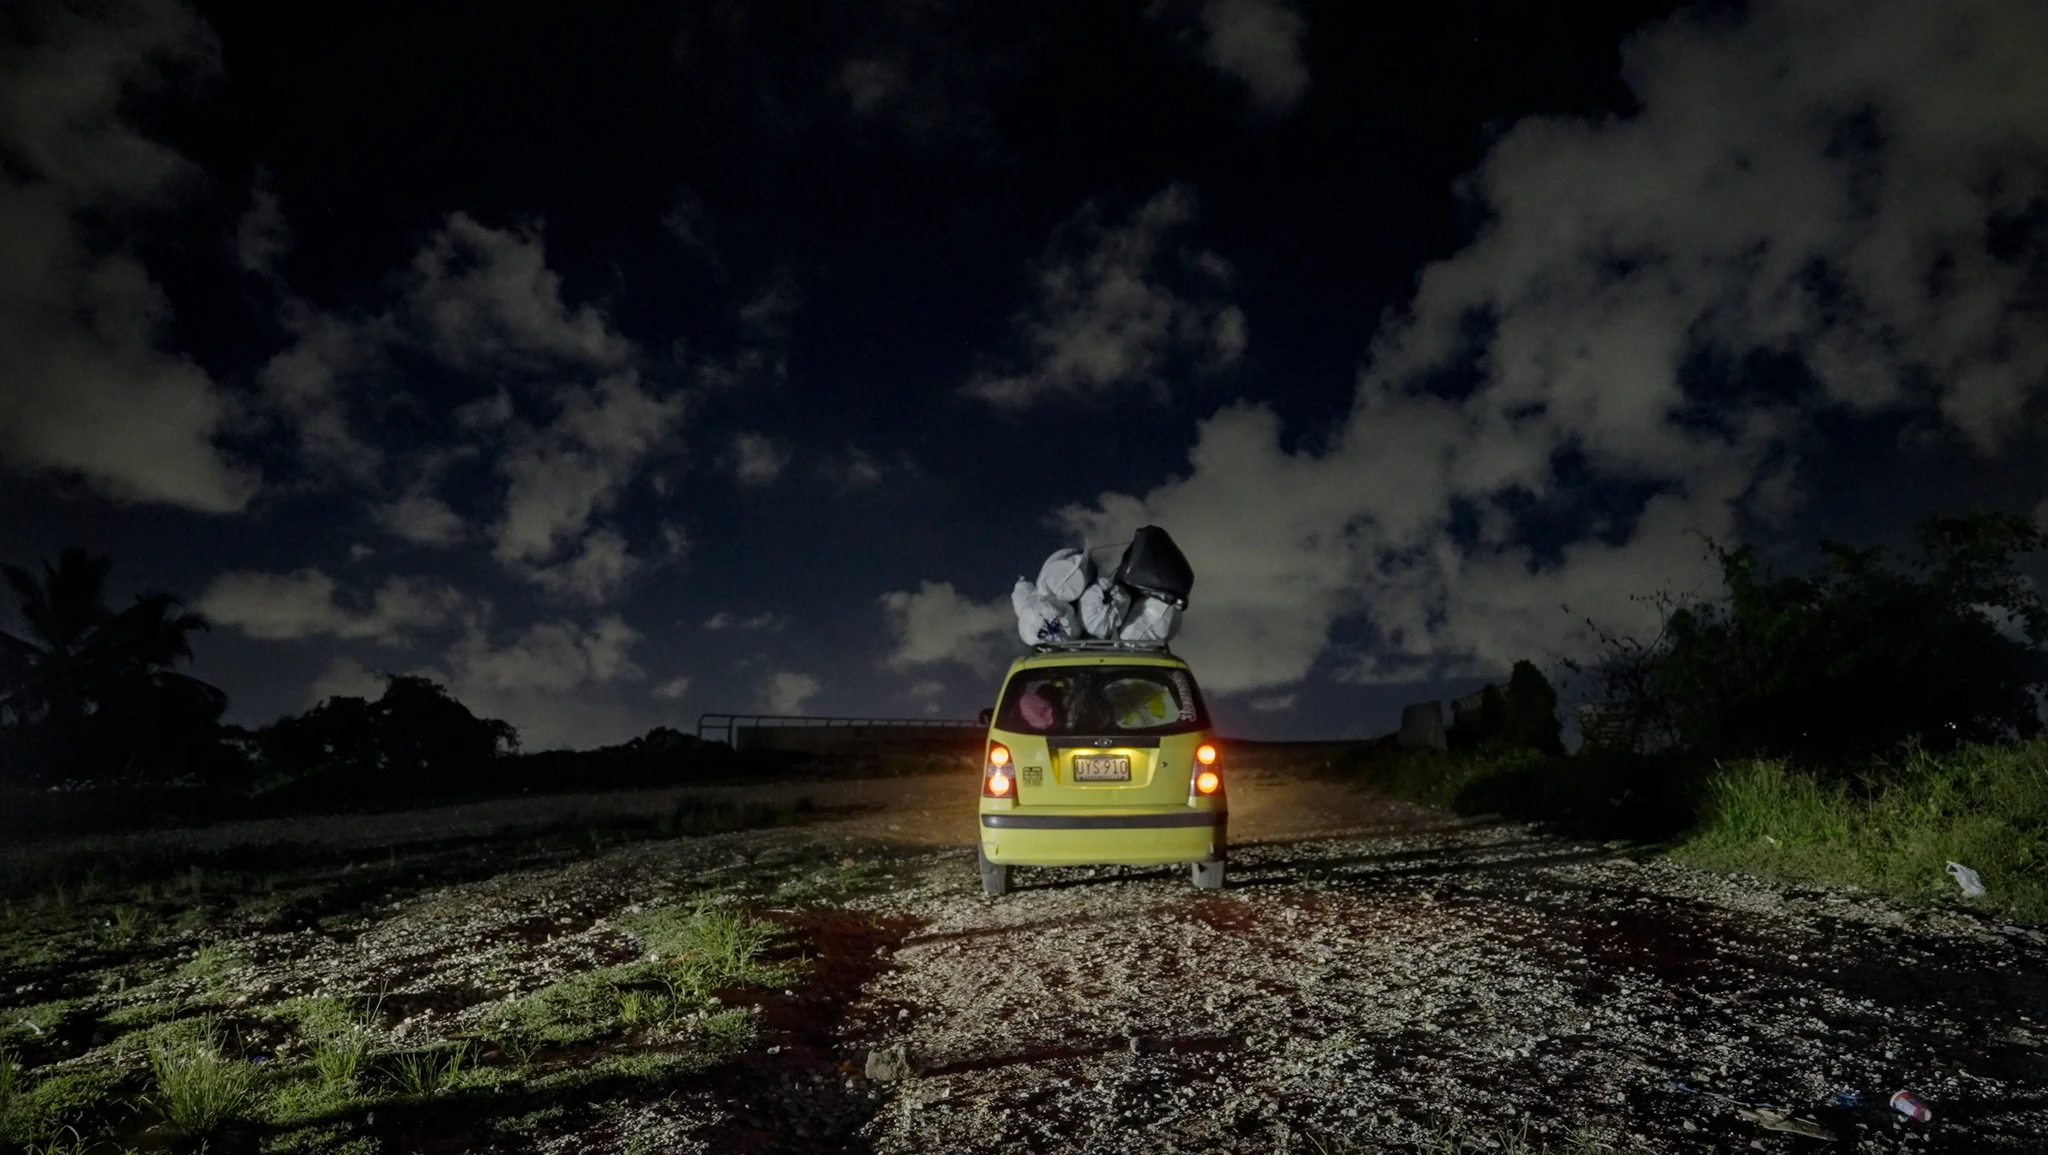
[1113,525,1194,610]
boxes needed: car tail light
[984,743,1014,797]
[1191,743,1222,796]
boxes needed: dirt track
[8,765,2046,1153]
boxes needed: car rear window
[995,665,1209,736]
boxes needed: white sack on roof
[1118,595,1181,643]
[1036,547,1093,604]
[1078,575,1131,639]
[1011,578,1082,645]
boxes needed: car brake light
[984,743,1014,797]
[1192,742,1221,796]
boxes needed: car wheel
[1191,857,1224,891]
[979,845,1010,897]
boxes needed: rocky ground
[3,764,2043,1153]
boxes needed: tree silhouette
[259,674,518,799]
[0,548,227,784]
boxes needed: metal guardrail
[695,713,983,748]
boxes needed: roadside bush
[1677,737,2048,924]
[1569,512,2047,775]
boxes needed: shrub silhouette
[1570,511,2048,775]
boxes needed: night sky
[3,0,2045,750]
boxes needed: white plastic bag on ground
[1946,861,1985,898]
[1036,548,1093,604]
[1079,576,1130,639]
[1012,578,1081,645]
[1118,595,1182,643]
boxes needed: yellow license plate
[1072,755,1131,782]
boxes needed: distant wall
[734,725,982,756]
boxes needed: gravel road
[10,765,2044,1154]
[800,768,2048,1155]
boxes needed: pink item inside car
[1018,692,1054,730]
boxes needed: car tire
[1191,857,1225,891]
[979,846,1010,897]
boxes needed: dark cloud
[0,0,253,511]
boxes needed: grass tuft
[147,1017,258,1135]
[0,1047,18,1137]
[383,1045,468,1097]
[175,943,238,985]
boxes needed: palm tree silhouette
[0,549,227,784]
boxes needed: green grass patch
[0,1064,123,1149]
[259,1122,381,1155]
[486,903,794,1054]
[1675,738,2048,924]
[0,1001,76,1053]
[145,1016,259,1136]
[98,999,181,1032]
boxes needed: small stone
[866,1044,918,1081]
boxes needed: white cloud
[1029,0,2048,697]
[306,656,386,704]
[877,581,1014,672]
[235,172,291,278]
[662,187,718,267]
[704,611,791,633]
[651,675,692,701]
[375,487,464,546]
[819,445,888,490]
[444,614,642,696]
[965,183,1247,407]
[693,276,798,392]
[435,614,648,750]
[760,671,821,715]
[493,372,683,586]
[840,58,902,115]
[526,527,641,603]
[405,212,631,372]
[1250,692,1297,712]
[0,0,256,512]
[906,680,946,699]
[730,432,790,486]
[254,304,395,486]
[660,522,690,560]
[200,569,463,645]
[1196,0,1310,114]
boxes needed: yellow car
[976,643,1225,896]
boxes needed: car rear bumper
[979,809,1225,866]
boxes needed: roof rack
[1029,638,1173,655]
